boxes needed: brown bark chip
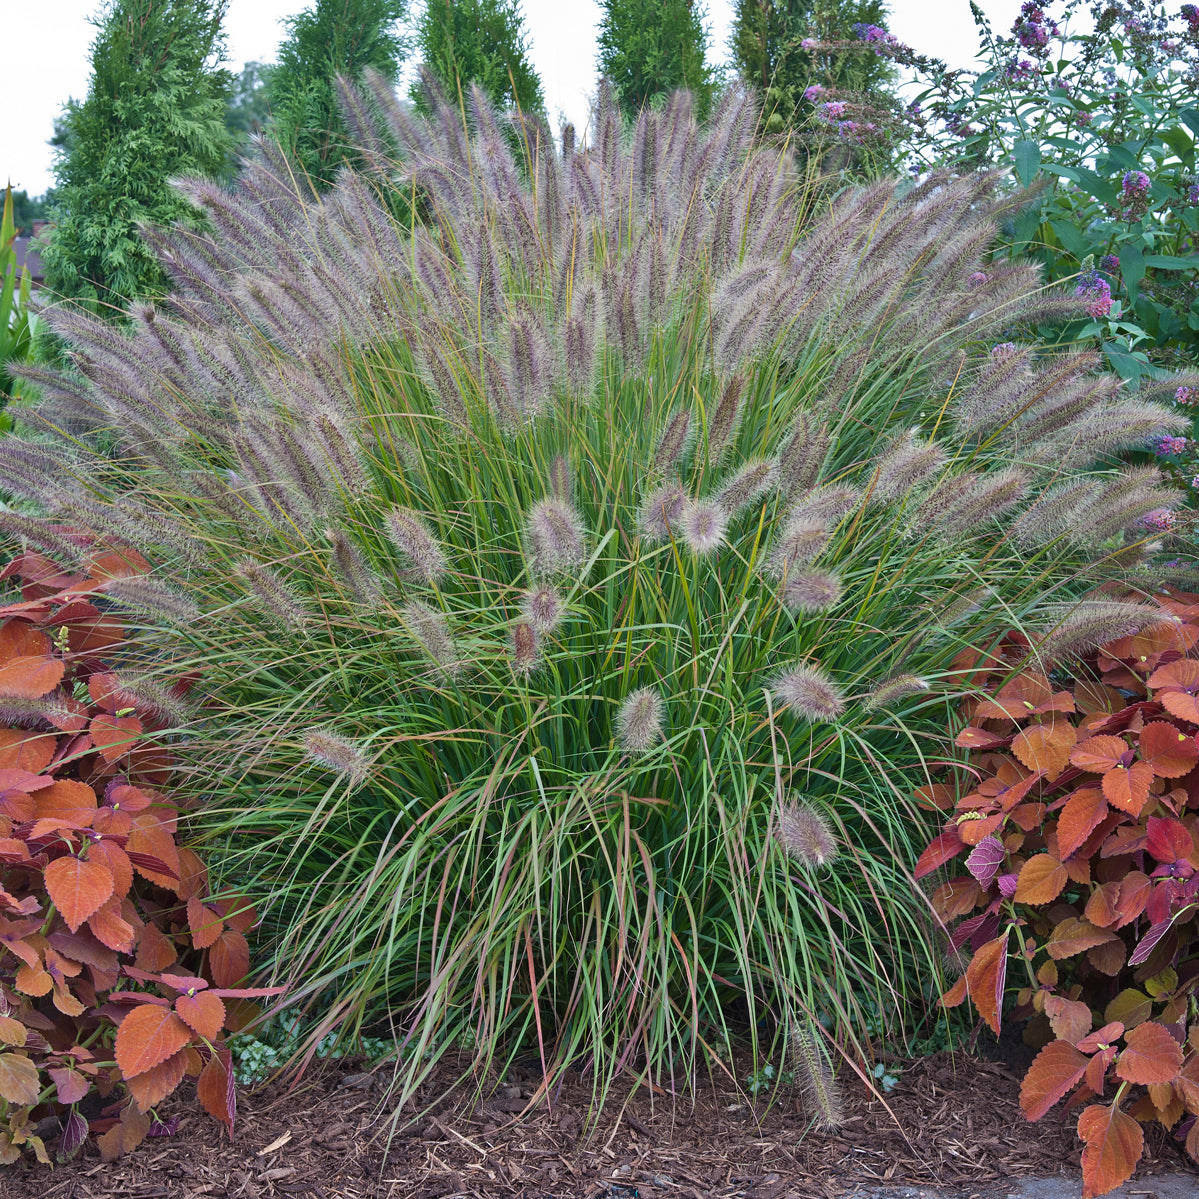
[2,1052,1194,1199]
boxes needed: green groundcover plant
[2,76,1196,1118]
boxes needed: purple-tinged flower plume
[767,516,831,577]
[1122,170,1150,197]
[526,497,587,577]
[781,569,843,614]
[655,407,693,472]
[638,481,689,543]
[384,506,448,585]
[521,585,564,634]
[617,686,665,754]
[102,577,201,626]
[401,600,461,680]
[716,459,777,517]
[681,499,728,556]
[235,560,310,630]
[990,342,1018,359]
[776,797,838,868]
[790,1022,843,1131]
[304,727,371,788]
[861,674,930,712]
[771,662,845,722]
[511,622,539,675]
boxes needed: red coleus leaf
[125,1049,188,1112]
[1014,854,1068,904]
[914,826,965,879]
[1020,1040,1090,1120]
[43,857,115,934]
[965,836,1006,887]
[48,1065,90,1104]
[0,621,66,699]
[197,1049,236,1134]
[1077,1103,1143,1199]
[1044,995,1093,1044]
[1057,788,1109,860]
[88,715,143,765]
[209,929,250,988]
[114,1004,193,1078]
[1012,720,1076,782]
[1078,1022,1125,1053]
[1047,917,1119,961]
[175,991,226,1042]
[1102,762,1154,816]
[1070,735,1128,774]
[1146,816,1195,864]
[956,726,1011,750]
[1115,1021,1183,1086]
[35,779,97,826]
[1138,721,1199,778]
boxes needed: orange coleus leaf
[1139,721,1199,778]
[0,622,65,699]
[965,932,1008,1036]
[14,961,52,997]
[1102,762,1154,816]
[0,1051,41,1105]
[126,815,180,891]
[1044,995,1093,1045]
[1114,872,1152,928]
[88,839,133,899]
[1160,689,1199,724]
[1147,657,1199,692]
[97,1104,151,1163]
[134,922,178,974]
[0,728,55,774]
[114,1004,194,1078]
[1047,917,1119,961]
[1078,1103,1143,1199]
[175,990,226,1042]
[1071,735,1128,773]
[1146,815,1196,865]
[956,726,1010,750]
[88,897,137,955]
[1012,720,1077,782]
[1084,881,1122,929]
[125,1049,189,1112]
[48,1065,89,1105]
[1020,1039,1090,1120]
[1014,854,1068,904]
[209,929,250,988]
[197,1049,236,1134]
[1058,788,1110,860]
[940,974,968,1008]
[43,856,115,934]
[34,779,97,826]
[187,895,224,950]
[1116,1021,1184,1085]
[88,714,143,765]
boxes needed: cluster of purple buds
[1012,3,1058,54]
[1188,184,1199,205]
[801,37,817,49]
[1184,5,1199,34]
[1074,269,1112,319]
[1100,254,1120,274]
[804,84,826,102]
[1005,57,1037,81]
[1140,508,1177,533]
[1122,170,1150,197]
[1177,386,1199,406]
[1151,434,1189,457]
[818,101,848,120]
[1073,110,1092,126]
[852,22,898,47]
[990,342,1018,359]
[945,112,975,138]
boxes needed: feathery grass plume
[1009,478,1100,549]
[776,797,839,867]
[715,459,776,517]
[861,674,931,712]
[101,577,201,626]
[1032,601,1175,667]
[775,413,830,499]
[511,622,540,675]
[526,497,587,577]
[303,727,372,789]
[781,569,843,614]
[923,468,1029,537]
[326,528,381,605]
[637,481,689,543]
[706,374,745,463]
[1071,468,1182,544]
[549,455,573,502]
[655,407,693,473]
[870,430,945,503]
[401,600,461,681]
[771,662,845,722]
[790,1022,844,1131]
[767,517,831,577]
[681,499,728,556]
[616,686,665,755]
[234,560,310,631]
[0,513,86,566]
[0,699,62,730]
[787,484,862,526]
[521,585,564,634]
[383,506,448,586]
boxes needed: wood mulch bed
[3,1050,1195,1199]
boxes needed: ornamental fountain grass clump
[3,73,1196,1116]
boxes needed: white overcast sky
[4,0,1029,197]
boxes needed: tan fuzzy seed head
[776,798,839,868]
[771,662,845,722]
[617,686,665,754]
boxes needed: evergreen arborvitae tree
[597,0,714,120]
[414,0,544,117]
[42,0,234,309]
[269,0,407,192]
[732,0,896,134]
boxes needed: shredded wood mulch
[4,1051,1195,1199]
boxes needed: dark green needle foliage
[598,0,715,119]
[269,0,407,192]
[41,0,235,310]
[414,0,544,117]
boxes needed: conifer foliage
[597,0,715,119]
[269,0,408,192]
[4,76,1194,1106]
[42,0,235,309]
[413,0,543,116]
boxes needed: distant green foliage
[5,191,48,238]
[1,186,36,406]
[225,60,274,150]
[731,0,897,134]
[41,0,234,310]
[269,0,407,192]
[597,0,714,119]
[414,0,543,116]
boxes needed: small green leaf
[1013,140,1041,188]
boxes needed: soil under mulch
[4,1051,1196,1199]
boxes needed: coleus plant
[0,543,279,1165]
[915,590,1199,1198]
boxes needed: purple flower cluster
[1183,5,1199,34]
[1177,386,1199,406]
[1074,269,1112,319]
[1100,254,1120,274]
[1012,3,1058,54]
[1005,57,1037,81]
[1188,184,1199,205]
[1140,508,1177,533]
[800,37,817,50]
[819,101,848,120]
[1151,433,1189,456]
[853,22,897,45]
[803,84,826,102]
[1122,170,1151,196]
[1073,110,1093,126]
[990,342,1018,359]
